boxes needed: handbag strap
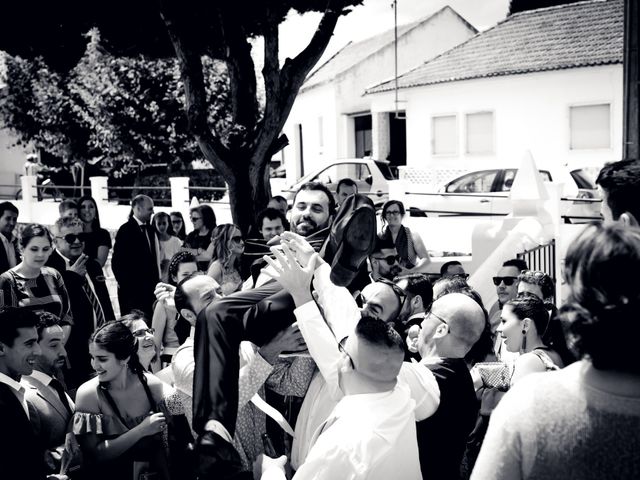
[99,372,157,426]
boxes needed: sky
[278,0,511,65]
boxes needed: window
[570,104,610,149]
[499,169,552,192]
[313,163,372,185]
[431,115,457,155]
[466,112,494,154]
[354,115,372,158]
[446,170,499,193]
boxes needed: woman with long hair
[169,212,186,241]
[472,223,640,480]
[0,224,72,340]
[77,195,111,267]
[119,310,160,373]
[73,321,189,480]
[206,224,244,295]
[153,212,183,283]
[497,293,572,385]
[379,199,431,274]
[183,205,216,271]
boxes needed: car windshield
[375,161,397,180]
[570,169,596,189]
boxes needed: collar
[133,216,145,227]
[56,250,73,269]
[0,231,15,243]
[0,371,23,393]
[29,369,53,385]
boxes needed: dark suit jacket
[46,250,116,388]
[0,233,20,275]
[0,382,46,480]
[111,217,159,319]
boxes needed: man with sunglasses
[369,237,402,282]
[47,217,114,388]
[488,259,528,331]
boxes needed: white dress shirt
[290,263,440,471]
[27,369,74,409]
[0,232,17,268]
[0,371,30,419]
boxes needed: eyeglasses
[132,327,154,338]
[171,220,183,225]
[230,236,244,244]
[371,255,400,266]
[425,311,450,335]
[337,336,355,370]
[493,276,518,286]
[190,216,202,221]
[56,233,87,244]
[385,210,402,217]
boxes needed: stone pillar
[20,175,38,218]
[90,176,109,208]
[170,177,190,211]
[372,112,391,160]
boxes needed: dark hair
[502,258,528,272]
[295,182,336,217]
[395,273,433,310]
[91,320,145,375]
[507,293,573,365]
[58,199,78,216]
[596,159,640,221]
[371,234,396,255]
[381,200,406,225]
[518,270,555,301]
[168,251,197,285]
[356,315,404,354]
[0,306,39,347]
[433,275,469,300]
[170,211,187,240]
[440,260,463,276]
[34,311,61,341]
[191,205,217,232]
[337,178,358,194]
[19,223,53,248]
[255,208,287,232]
[270,195,287,205]
[0,201,18,217]
[152,212,175,236]
[560,223,640,373]
[77,195,102,230]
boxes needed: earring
[521,330,527,351]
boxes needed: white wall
[283,7,477,181]
[0,128,29,198]
[370,65,623,171]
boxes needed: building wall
[0,128,28,199]
[369,65,623,172]
[283,7,477,181]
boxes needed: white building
[365,0,623,178]
[281,6,478,180]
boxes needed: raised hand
[69,254,88,277]
[263,244,318,306]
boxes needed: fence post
[20,175,38,219]
[170,177,190,211]
[90,176,109,208]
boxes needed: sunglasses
[337,336,355,370]
[190,216,202,221]
[132,327,154,338]
[371,255,400,266]
[56,233,88,244]
[230,236,244,244]
[493,276,518,286]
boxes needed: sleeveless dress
[379,225,418,269]
[72,376,185,480]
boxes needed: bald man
[415,293,486,479]
[111,194,159,318]
[257,250,440,480]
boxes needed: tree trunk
[220,150,272,234]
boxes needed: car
[405,166,601,222]
[280,158,397,207]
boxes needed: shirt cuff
[204,420,232,443]
[293,301,319,321]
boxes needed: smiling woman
[0,224,73,342]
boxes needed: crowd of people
[0,159,639,480]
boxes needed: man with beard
[22,312,77,476]
[186,183,377,479]
[369,237,402,282]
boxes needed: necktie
[49,378,72,415]
[142,224,158,268]
[83,279,106,328]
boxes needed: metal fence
[517,240,556,282]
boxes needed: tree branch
[159,3,234,179]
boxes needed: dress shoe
[195,431,252,480]
[323,194,377,287]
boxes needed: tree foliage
[509,0,585,15]
[0,0,363,232]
